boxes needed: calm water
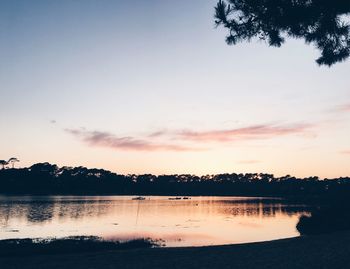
[0,195,311,247]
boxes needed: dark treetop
[215,0,350,66]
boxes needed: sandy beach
[2,231,350,269]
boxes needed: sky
[0,0,349,178]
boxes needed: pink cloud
[65,129,198,152]
[177,124,314,142]
[340,150,350,155]
[66,122,314,152]
[334,104,350,112]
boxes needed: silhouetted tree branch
[8,157,19,169]
[214,0,350,66]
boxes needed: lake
[0,195,311,247]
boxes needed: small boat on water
[132,196,146,200]
[182,197,191,200]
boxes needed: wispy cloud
[177,123,314,142]
[340,150,350,155]
[66,122,315,152]
[147,130,169,138]
[65,128,198,152]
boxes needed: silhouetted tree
[215,0,350,66]
[8,157,19,169]
[0,160,8,169]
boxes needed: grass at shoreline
[0,236,158,256]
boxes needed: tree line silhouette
[1,162,350,200]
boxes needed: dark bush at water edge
[297,197,350,235]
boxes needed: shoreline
[2,231,350,269]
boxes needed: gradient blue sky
[1,0,349,178]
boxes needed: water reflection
[0,196,312,247]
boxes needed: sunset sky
[1,0,349,178]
